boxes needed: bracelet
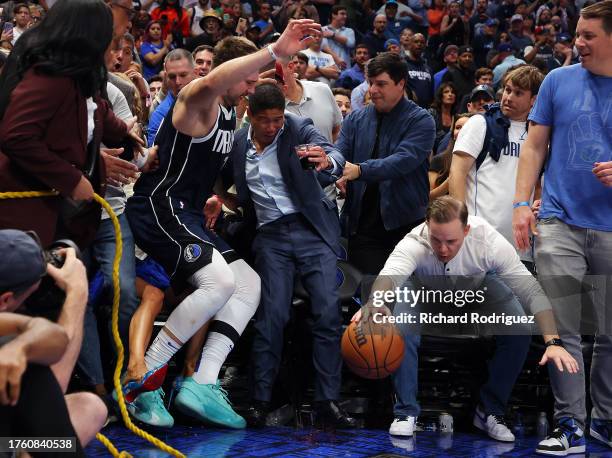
[512,201,530,209]
[266,44,278,61]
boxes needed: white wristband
[267,44,279,61]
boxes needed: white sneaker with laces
[389,416,416,437]
[473,405,515,442]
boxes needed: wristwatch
[545,338,564,348]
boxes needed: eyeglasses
[112,1,137,21]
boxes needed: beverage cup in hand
[295,144,316,170]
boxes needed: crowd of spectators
[0,0,610,456]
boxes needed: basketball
[341,319,405,379]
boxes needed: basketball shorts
[126,196,239,282]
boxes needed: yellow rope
[0,190,185,458]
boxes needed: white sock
[193,332,234,385]
[144,328,181,371]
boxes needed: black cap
[457,45,474,56]
[470,84,494,101]
[0,229,46,293]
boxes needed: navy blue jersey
[134,103,235,211]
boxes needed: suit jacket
[223,113,345,257]
[0,69,128,248]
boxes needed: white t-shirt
[453,114,531,259]
[302,48,336,87]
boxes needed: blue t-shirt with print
[529,64,612,231]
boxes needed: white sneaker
[389,416,416,437]
[473,405,515,442]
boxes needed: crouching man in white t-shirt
[449,65,544,267]
[352,196,578,442]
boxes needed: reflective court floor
[85,425,612,457]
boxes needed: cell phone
[2,21,12,34]
[223,13,230,23]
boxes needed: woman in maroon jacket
[0,0,131,248]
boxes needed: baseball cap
[385,0,399,5]
[497,42,513,52]
[0,229,46,293]
[485,18,499,27]
[385,38,400,49]
[457,45,474,56]
[511,14,524,22]
[444,44,459,56]
[470,84,494,101]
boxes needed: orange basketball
[341,320,405,379]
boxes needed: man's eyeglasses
[112,1,137,20]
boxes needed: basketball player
[124,20,322,428]
[353,196,578,441]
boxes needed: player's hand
[513,205,537,251]
[272,19,321,59]
[141,145,159,173]
[539,346,579,373]
[203,195,223,231]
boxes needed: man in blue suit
[221,83,355,428]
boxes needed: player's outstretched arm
[173,19,321,138]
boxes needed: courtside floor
[86,425,612,457]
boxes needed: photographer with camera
[0,229,107,454]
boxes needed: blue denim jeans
[391,274,531,417]
[77,213,139,386]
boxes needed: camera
[23,239,82,321]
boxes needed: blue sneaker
[590,418,612,448]
[114,388,174,428]
[174,378,246,429]
[536,417,585,456]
